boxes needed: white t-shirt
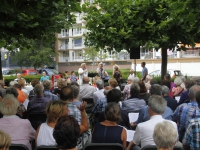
[37,123,56,146]
[78,68,88,85]
[133,115,178,148]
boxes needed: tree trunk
[161,47,168,80]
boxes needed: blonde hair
[18,79,26,88]
[108,78,118,88]
[42,80,51,90]
[46,100,68,123]
[153,121,177,149]
[0,130,11,149]
[0,94,19,115]
[57,79,67,89]
[81,63,86,67]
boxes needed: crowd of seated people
[1,69,200,150]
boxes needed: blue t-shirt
[142,67,148,78]
[40,76,50,82]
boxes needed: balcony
[73,43,82,49]
[59,44,68,50]
[58,33,69,38]
[58,57,70,62]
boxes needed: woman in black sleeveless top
[92,102,127,148]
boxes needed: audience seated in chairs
[0,130,11,150]
[173,85,200,141]
[145,75,152,91]
[153,121,178,150]
[172,78,184,97]
[123,76,134,100]
[53,116,80,150]
[127,95,178,150]
[27,84,51,115]
[93,79,105,103]
[161,85,178,111]
[42,80,58,101]
[138,81,150,104]
[182,90,200,150]
[107,78,120,90]
[0,80,6,98]
[135,84,173,125]
[78,76,97,101]
[178,79,195,105]
[0,94,35,150]
[92,102,127,148]
[35,100,68,146]
[98,89,130,129]
[6,87,26,118]
[122,83,146,112]
[52,78,67,98]
[164,74,175,92]
[29,79,40,101]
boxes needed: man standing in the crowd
[40,71,49,82]
[141,62,148,82]
[97,62,105,80]
[78,63,88,85]
[129,69,135,77]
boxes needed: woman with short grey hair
[172,77,184,96]
[0,94,35,150]
[153,121,178,150]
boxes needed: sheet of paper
[175,96,180,103]
[128,113,139,123]
[126,130,135,142]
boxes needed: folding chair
[36,146,58,150]
[82,98,94,114]
[28,113,47,130]
[84,143,125,150]
[9,144,29,150]
[141,145,183,150]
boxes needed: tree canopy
[82,0,200,79]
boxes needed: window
[61,29,69,37]
[74,38,82,47]
[73,27,82,35]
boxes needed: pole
[134,59,136,77]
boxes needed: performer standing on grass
[78,63,88,85]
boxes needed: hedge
[4,75,42,86]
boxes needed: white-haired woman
[145,74,152,90]
[0,94,35,150]
[78,63,88,85]
[153,121,178,150]
[172,77,184,96]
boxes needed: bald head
[83,76,89,84]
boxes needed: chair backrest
[36,146,58,150]
[84,143,125,150]
[9,144,29,150]
[82,98,94,114]
[141,145,183,150]
[28,113,47,130]
[82,98,94,104]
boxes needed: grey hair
[179,76,186,82]
[150,84,162,96]
[189,85,200,100]
[146,75,152,80]
[34,84,44,95]
[71,85,80,99]
[130,83,140,97]
[132,77,139,83]
[42,80,51,90]
[96,79,104,89]
[153,121,177,149]
[174,77,183,86]
[148,95,167,114]
[9,81,17,86]
[161,85,170,95]
[0,94,19,115]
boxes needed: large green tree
[0,0,80,79]
[82,0,198,79]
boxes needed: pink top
[0,115,35,150]
[172,87,183,96]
